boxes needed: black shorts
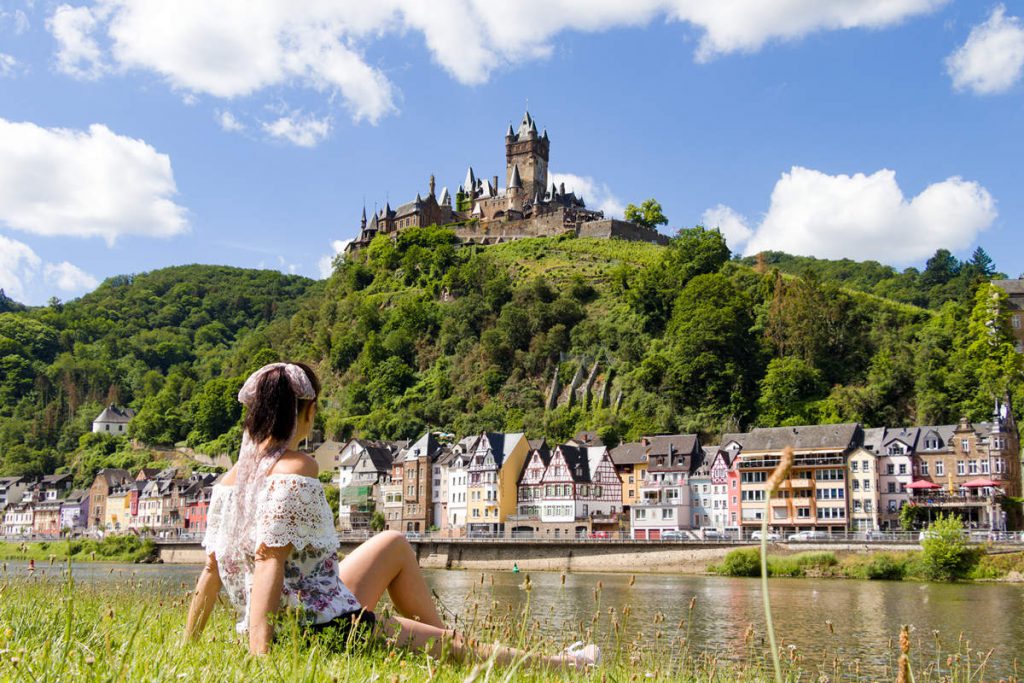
[305,609,377,650]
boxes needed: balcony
[589,512,620,524]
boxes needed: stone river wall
[156,540,923,573]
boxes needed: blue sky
[1,1,1023,305]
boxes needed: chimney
[493,176,499,194]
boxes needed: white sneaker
[563,641,601,668]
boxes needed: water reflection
[30,563,1024,679]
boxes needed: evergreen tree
[970,246,995,277]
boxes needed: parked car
[588,531,610,540]
[751,530,780,541]
[661,530,686,541]
[787,530,829,542]
[701,528,728,540]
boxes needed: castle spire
[464,167,475,194]
[360,204,367,229]
[509,164,522,190]
[429,174,436,197]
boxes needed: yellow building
[466,432,529,535]
[608,441,648,507]
[104,488,132,531]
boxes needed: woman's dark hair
[243,362,320,443]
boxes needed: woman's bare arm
[248,543,291,655]
[184,553,222,642]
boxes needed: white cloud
[48,3,108,79]
[44,1,945,124]
[946,5,1024,95]
[318,239,351,279]
[216,110,245,133]
[701,204,752,248]
[0,234,41,302]
[0,235,98,303]
[0,118,189,245]
[14,9,30,34]
[262,111,331,147]
[548,172,624,219]
[737,166,996,264]
[0,53,17,78]
[44,261,99,292]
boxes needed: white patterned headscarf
[223,363,317,567]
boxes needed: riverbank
[710,548,1024,582]
[0,537,157,564]
[0,574,1007,682]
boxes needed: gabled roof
[94,468,131,488]
[62,489,88,504]
[608,441,647,466]
[736,424,861,452]
[94,404,135,424]
[477,432,526,469]
[402,432,445,463]
[554,444,594,484]
[643,434,700,457]
[993,278,1024,299]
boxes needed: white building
[629,435,703,540]
[92,404,135,434]
[3,502,34,536]
[442,435,477,532]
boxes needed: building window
[968,460,979,475]
[662,508,674,519]
[864,501,872,513]
[995,458,1006,474]
[898,464,907,475]
[741,472,767,483]
[936,461,944,477]
[797,507,810,518]
[956,461,966,476]
[886,464,895,475]
[961,439,970,454]
[863,479,871,492]
[888,482,897,493]
[852,480,860,491]
[1012,314,1020,329]
[920,462,929,476]
[851,461,858,472]
[853,500,862,511]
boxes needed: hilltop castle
[347,111,669,251]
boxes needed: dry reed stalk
[761,446,795,683]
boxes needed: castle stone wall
[578,219,670,245]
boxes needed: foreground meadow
[0,567,1014,682]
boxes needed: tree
[948,283,1024,419]
[756,356,826,426]
[920,513,978,581]
[623,199,668,230]
[922,249,961,288]
[969,247,995,277]
[629,227,731,332]
[370,511,386,532]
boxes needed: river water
[23,563,1024,679]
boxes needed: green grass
[0,536,157,564]
[0,570,1010,682]
[488,236,664,286]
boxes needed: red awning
[962,478,999,488]
[907,480,942,490]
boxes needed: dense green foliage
[919,514,980,581]
[0,265,312,478]
[1,227,1020,480]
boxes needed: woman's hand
[248,543,291,655]
[183,553,222,643]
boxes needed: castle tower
[506,111,549,201]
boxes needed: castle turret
[506,110,549,201]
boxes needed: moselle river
[19,562,1024,679]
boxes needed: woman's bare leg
[338,530,443,628]
[379,615,595,671]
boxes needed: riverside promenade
[155,537,938,573]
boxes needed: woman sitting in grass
[183,362,598,669]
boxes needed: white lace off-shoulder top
[202,474,364,633]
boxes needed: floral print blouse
[203,474,363,633]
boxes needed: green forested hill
[1,230,1020,482]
